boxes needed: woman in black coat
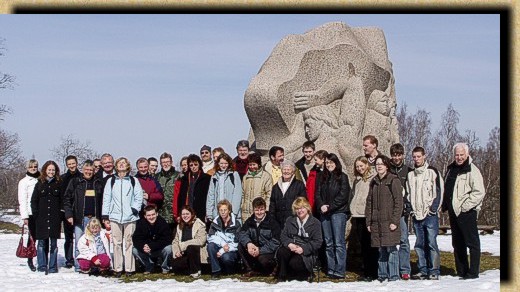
[177,154,211,228]
[269,160,307,229]
[276,197,322,282]
[315,153,350,279]
[31,160,63,275]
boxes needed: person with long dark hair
[31,160,62,274]
[171,205,208,278]
[315,153,350,279]
[18,159,40,272]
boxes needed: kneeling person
[76,218,112,274]
[238,197,281,277]
[132,205,173,274]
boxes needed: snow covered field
[0,214,500,291]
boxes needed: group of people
[17,136,486,283]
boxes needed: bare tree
[431,103,462,176]
[396,103,432,163]
[50,134,101,169]
[0,38,16,90]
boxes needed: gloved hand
[131,208,139,217]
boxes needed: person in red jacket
[305,149,328,214]
[135,157,164,216]
[172,156,189,222]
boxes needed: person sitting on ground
[207,199,241,279]
[171,205,208,278]
[238,197,281,277]
[132,205,173,274]
[76,218,112,275]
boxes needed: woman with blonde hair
[18,159,40,271]
[76,218,112,274]
[348,156,379,281]
[276,197,322,282]
[102,157,143,277]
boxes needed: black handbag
[16,225,36,258]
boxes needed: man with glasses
[95,153,116,187]
[93,159,102,174]
[156,152,180,230]
[233,140,250,179]
[200,145,214,174]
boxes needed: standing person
[212,147,226,165]
[135,157,164,212]
[31,160,62,275]
[365,155,403,282]
[95,153,116,187]
[240,152,273,222]
[17,159,40,272]
[306,150,328,213]
[238,197,280,277]
[206,153,243,222]
[156,152,180,229]
[93,159,102,174]
[132,205,173,274]
[276,197,322,282]
[148,157,159,176]
[263,146,304,184]
[407,147,443,280]
[233,140,250,179]
[102,157,143,277]
[60,155,81,268]
[207,199,241,279]
[176,154,211,225]
[76,218,112,274]
[172,156,189,221]
[442,143,486,280]
[389,143,413,280]
[269,160,307,229]
[349,156,378,281]
[63,160,104,272]
[171,205,208,278]
[200,145,215,175]
[315,153,350,279]
[295,141,316,183]
[363,135,380,168]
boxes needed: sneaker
[125,272,135,277]
[190,271,201,278]
[65,262,74,269]
[412,272,427,280]
[377,277,387,283]
[429,274,440,280]
[401,273,410,280]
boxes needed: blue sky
[0,14,501,168]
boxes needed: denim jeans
[320,212,347,277]
[207,242,238,274]
[37,238,58,273]
[399,215,411,275]
[73,217,92,271]
[378,246,399,280]
[413,215,440,276]
[132,245,172,272]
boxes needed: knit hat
[200,145,212,153]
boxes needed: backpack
[110,176,135,189]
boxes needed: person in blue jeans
[389,143,413,280]
[63,160,105,272]
[406,147,444,280]
[207,199,241,279]
[31,160,63,275]
[314,153,350,279]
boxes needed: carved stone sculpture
[244,22,399,178]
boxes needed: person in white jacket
[76,218,112,274]
[406,147,443,280]
[17,159,40,272]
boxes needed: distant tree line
[397,103,500,229]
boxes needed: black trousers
[62,212,74,264]
[275,246,310,280]
[238,244,276,274]
[27,215,36,262]
[449,209,481,277]
[171,245,201,274]
[352,217,379,278]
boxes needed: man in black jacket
[295,141,315,183]
[63,160,104,272]
[238,197,281,277]
[132,205,173,274]
[60,155,81,268]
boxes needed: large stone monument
[244,22,399,177]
